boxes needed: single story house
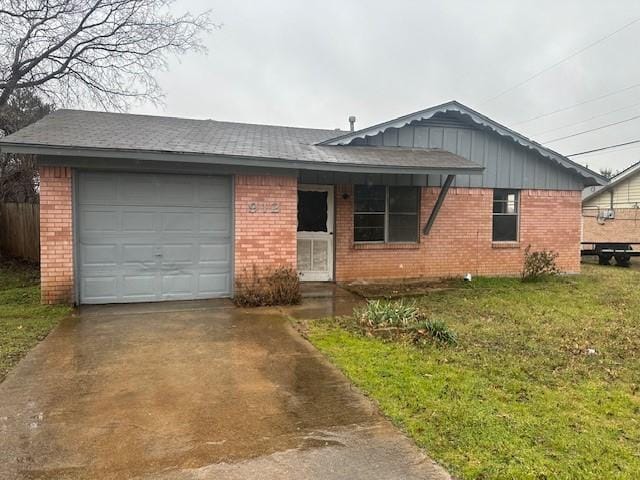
[0,101,604,305]
[583,161,640,245]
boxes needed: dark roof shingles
[0,109,482,171]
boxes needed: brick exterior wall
[582,208,640,243]
[37,168,581,303]
[234,174,297,283]
[39,166,74,304]
[335,186,581,281]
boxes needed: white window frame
[492,189,520,242]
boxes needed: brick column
[234,174,297,284]
[39,166,74,304]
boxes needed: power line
[480,16,640,105]
[513,81,640,126]
[543,113,640,143]
[574,144,640,158]
[531,100,640,136]
[567,139,640,157]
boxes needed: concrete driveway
[0,296,449,480]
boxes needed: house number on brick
[248,202,280,213]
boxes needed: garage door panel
[119,178,158,204]
[79,177,118,204]
[121,244,156,264]
[122,211,156,232]
[197,177,231,205]
[80,210,119,232]
[82,276,119,303]
[199,273,230,296]
[162,244,194,264]
[162,212,196,233]
[163,180,197,205]
[78,172,232,304]
[82,244,119,266]
[162,274,194,295]
[199,212,231,233]
[200,244,230,264]
[123,275,158,297]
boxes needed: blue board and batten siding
[300,117,584,190]
[363,119,582,190]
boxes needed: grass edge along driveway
[0,261,71,382]
[306,265,640,480]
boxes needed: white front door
[297,185,334,282]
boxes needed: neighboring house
[583,161,640,243]
[0,101,604,305]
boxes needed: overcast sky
[131,0,640,174]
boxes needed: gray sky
[131,0,640,174]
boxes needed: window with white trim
[353,185,419,242]
[492,189,519,242]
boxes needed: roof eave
[0,143,484,177]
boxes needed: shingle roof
[0,109,483,175]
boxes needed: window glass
[354,185,385,212]
[353,185,419,242]
[492,189,519,241]
[506,193,517,214]
[354,214,385,242]
[389,187,419,213]
[493,190,519,214]
[388,214,419,242]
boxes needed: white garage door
[77,171,232,304]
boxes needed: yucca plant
[413,319,458,346]
[355,299,422,328]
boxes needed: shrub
[413,319,458,346]
[355,299,421,328]
[354,299,457,347]
[234,266,301,307]
[521,245,560,282]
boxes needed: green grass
[0,260,71,381]
[307,265,640,479]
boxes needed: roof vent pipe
[348,115,356,132]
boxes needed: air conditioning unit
[598,209,615,220]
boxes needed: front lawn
[307,264,640,479]
[0,260,71,381]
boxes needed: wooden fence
[0,202,40,263]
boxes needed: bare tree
[0,0,215,110]
[0,89,53,202]
[599,168,614,180]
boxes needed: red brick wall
[37,169,581,303]
[335,186,581,281]
[39,166,74,304]
[234,174,297,282]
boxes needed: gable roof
[321,100,605,186]
[583,159,639,202]
[0,109,482,175]
[0,102,607,184]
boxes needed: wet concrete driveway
[0,295,449,479]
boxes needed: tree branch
[0,0,216,109]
